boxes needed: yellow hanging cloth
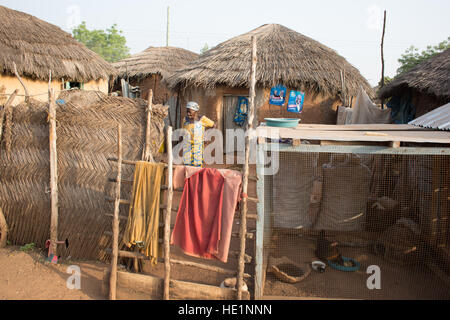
[122,161,165,265]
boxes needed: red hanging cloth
[171,168,225,259]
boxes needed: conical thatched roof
[379,48,450,100]
[167,24,373,97]
[113,46,199,80]
[0,5,116,81]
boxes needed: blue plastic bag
[233,97,248,127]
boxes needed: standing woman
[182,102,215,167]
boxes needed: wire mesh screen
[262,149,450,299]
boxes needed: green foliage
[200,43,210,54]
[383,76,393,85]
[397,37,450,75]
[20,243,35,252]
[72,22,130,63]
[378,75,393,88]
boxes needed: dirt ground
[263,232,450,300]
[0,246,106,300]
[2,236,449,300]
[0,159,259,300]
[0,244,254,300]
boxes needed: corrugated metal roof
[409,103,450,131]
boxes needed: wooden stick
[166,6,170,47]
[342,70,346,106]
[113,249,252,278]
[380,10,387,109]
[109,123,122,300]
[237,35,257,300]
[48,70,52,92]
[13,62,29,103]
[107,158,258,182]
[108,178,184,192]
[163,126,173,300]
[132,246,140,273]
[232,231,254,240]
[142,89,154,162]
[48,89,59,256]
[102,269,250,300]
[104,196,258,218]
[175,88,181,129]
[0,207,8,248]
[0,89,18,145]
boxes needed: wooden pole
[343,70,348,106]
[103,269,250,300]
[48,70,52,92]
[0,207,8,248]
[175,88,181,129]
[163,126,173,300]
[166,6,170,47]
[48,88,59,256]
[339,70,346,106]
[109,123,122,300]
[0,89,18,144]
[13,62,29,103]
[237,35,257,300]
[380,10,387,109]
[112,248,252,278]
[142,89,154,162]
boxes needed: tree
[397,37,450,75]
[200,43,210,54]
[72,22,130,63]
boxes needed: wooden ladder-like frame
[107,125,258,300]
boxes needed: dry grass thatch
[0,5,116,81]
[166,24,373,97]
[113,46,199,80]
[379,48,450,100]
[0,90,168,260]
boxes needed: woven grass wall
[0,90,167,260]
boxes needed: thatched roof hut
[166,24,373,129]
[112,46,198,105]
[168,24,372,96]
[114,46,198,81]
[379,48,450,101]
[0,5,116,102]
[378,48,450,122]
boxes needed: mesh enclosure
[261,148,450,299]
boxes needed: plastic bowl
[328,257,361,272]
[264,118,300,128]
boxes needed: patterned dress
[182,116,214,167]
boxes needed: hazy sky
[2,0,449,86]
